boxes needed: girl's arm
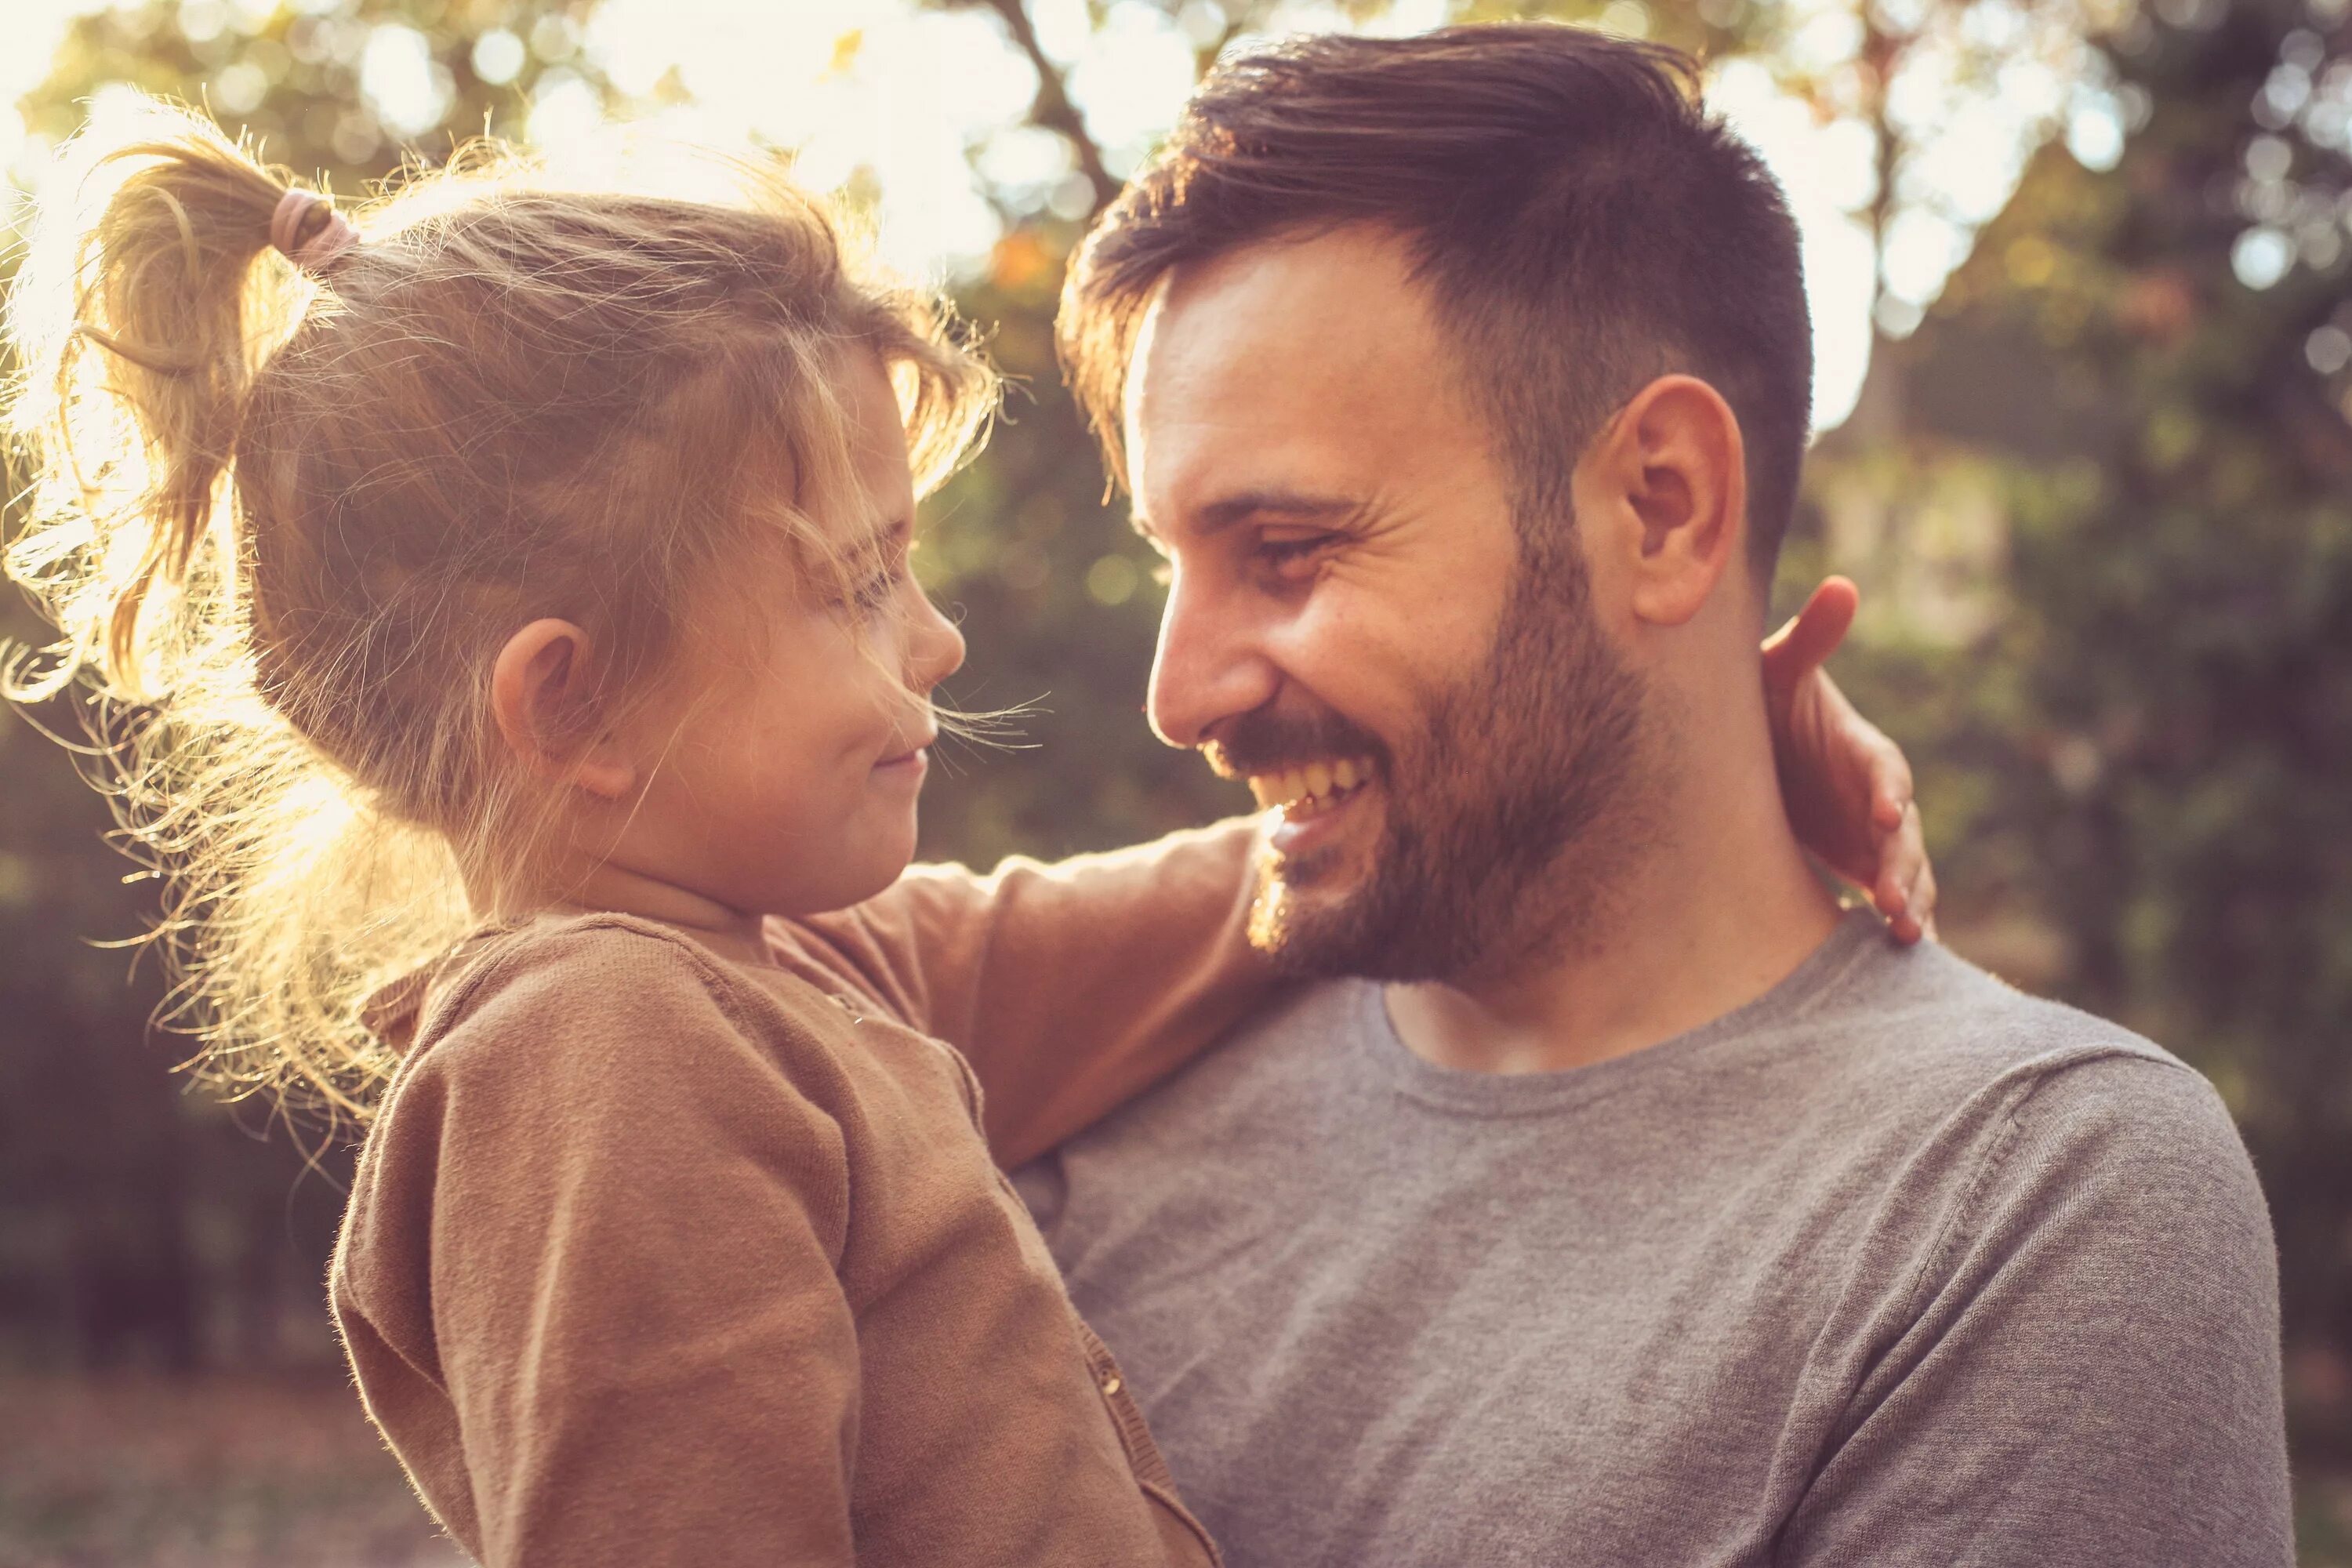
[770,818,1268,1171]
[770,577,1929,1169]
[334,925,861,1568]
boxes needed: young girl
[6,101,1925,1566]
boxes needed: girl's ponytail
[7,102,424,1118]
[9,100,313,700]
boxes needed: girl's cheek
[864,626,915,695]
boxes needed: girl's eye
[849,547,913,615]
[851,569,898,613]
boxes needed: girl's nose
[907,587,966,695]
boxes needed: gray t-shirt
[1014,911,2291,1567]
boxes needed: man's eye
[1256,533,1328,570]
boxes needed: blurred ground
[0,1373,466,1568]
[0,1370,2346,1565]
[2310,1477,2352,1568]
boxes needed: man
[1016,24,2292,1566]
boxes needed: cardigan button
[1101,1375,1122,1396]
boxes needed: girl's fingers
[1875,800,1930,944]
[1867,730,1915,829]
[1907,855,1940,942]
[1875,842,1922,946]
[1873,768,1907,830]
[1887,800,1922,891]
[1874,840,1907,920]
[1761,576,1859,684]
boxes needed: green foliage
[17,0,619,192]
[1804,0,2352,1480]
[1,0,619,1372]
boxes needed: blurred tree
[1798,0,2352,1500]
[2,0,623,1370]
[15,0,623,198]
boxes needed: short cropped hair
[1059,23,1813,579]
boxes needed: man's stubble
[1247,524,1657,986]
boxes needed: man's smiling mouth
[1246,757,1378,818]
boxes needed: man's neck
[1382,754,1843,1077]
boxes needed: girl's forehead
[735,403,913,552]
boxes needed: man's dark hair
[1058,23,1814,582]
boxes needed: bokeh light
[2,0,2141,437]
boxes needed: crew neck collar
[1356,904,1890,1117]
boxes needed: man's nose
[1147,568,1279,749]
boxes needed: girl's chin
[736,800,922,917]
[840,818,922,904]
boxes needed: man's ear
[488,619,637,800]
[1588,375,1748,630]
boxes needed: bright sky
[3,0,2126,435]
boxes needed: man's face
[1126,225,1650,982]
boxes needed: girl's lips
[875,728,939,770]
[873,746,930,779]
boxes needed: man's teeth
[1247,757,1377,815]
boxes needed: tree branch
[962,0,1120,216]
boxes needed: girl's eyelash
[844,532,920,614]
[846,551,907,613]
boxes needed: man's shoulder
[1801,932,2254,1201]
[1812,930,2189,1093]
[1792,936,2275,1373]
[1772,949,2289,1568]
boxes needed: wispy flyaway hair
[1059,23,1813,581]
[4,98,996,1117]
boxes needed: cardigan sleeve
[765,818,1275,1168]
[332,923,861,1568]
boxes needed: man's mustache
[1202,706,1392,780]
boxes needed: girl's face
[605,352,965,920]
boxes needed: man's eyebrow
[1129,489,1357,544]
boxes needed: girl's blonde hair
[3,98,996,1119]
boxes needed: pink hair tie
[269,187,358,274]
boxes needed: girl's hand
[1760,576,1937,945]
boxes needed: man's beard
[1214,533,1650,985]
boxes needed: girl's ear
[489,619,637,800]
